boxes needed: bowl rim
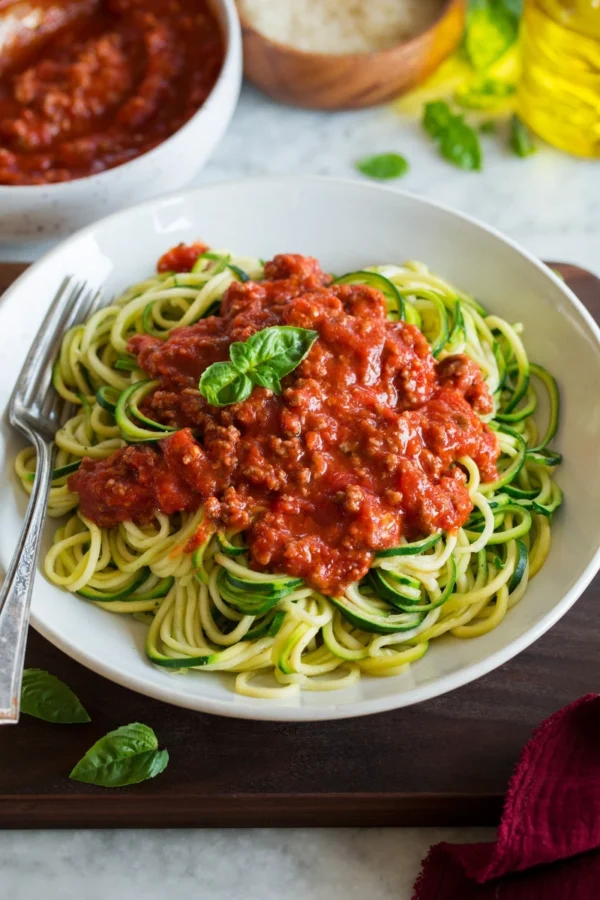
[7,174,600,721]
[0,0,241,196]
[237,0,464,62]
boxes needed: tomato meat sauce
[69,251,500,597]
[0,0,223,185]
[157,242,209,274]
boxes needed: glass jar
[518,0,600,158]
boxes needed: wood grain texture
[0,261,598,828]
[0,262,27,294]
[239,0,466,110]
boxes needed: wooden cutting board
[0,261,598,829]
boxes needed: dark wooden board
[0,262,27,295]
[0,261,598,829]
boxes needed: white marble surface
[1,84,597,899]
[0,826,495,900]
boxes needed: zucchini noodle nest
[16,252,562,699]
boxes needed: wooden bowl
[238,0,466,111]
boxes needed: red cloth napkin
[412,694,600,899]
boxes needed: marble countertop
[1,84,597,899]
[1,826,495,900]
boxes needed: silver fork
[0,276,101,724]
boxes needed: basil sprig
[423,101,483,171]
[199,362,253,406]
[70,722,169,787]
[21,668,90,724]
[199,325,318,407]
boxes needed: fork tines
[10,277,102,426]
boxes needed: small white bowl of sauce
[0,0,241,241]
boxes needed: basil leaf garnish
[21,668,90,724]
[509,115,536,158]
[423,101,483,172]
[465,0,520,72]
[423,100,453,140]
[200,325,318,407]
[356,153,409,181]
[70,722,169,787]
[230,326,318,380]
[251,365,283,394]
[199,362,253,407]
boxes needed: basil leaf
[70,722,169,787]
[21,669,90,724]
[199,362,253,407]
[423,99,452,140]
[465,0,519,72]
[199,326,318,407]
[230,326,318,380]
[510,115,536,157]
[250,364,282,394]
[356,153,409,181]
[455,77,515,110]
[423,101,483,171]
[442,125,482,170]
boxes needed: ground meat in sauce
[0,0,222,184]
[69,251,500,597]
[157,242,208,273]
[436,354,494,416]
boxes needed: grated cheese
[237,0,444,55]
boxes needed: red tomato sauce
[157,242,209,274]
[69,251,500,596]
[0,0,223,185]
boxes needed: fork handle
[0,434,54,724]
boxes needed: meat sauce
[69,252,500,596]
[0,0,223,184]
[157,242,208,274]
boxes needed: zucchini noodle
[16,252,562,699]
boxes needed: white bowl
[1,177,599,721]
[0,0,241,243]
